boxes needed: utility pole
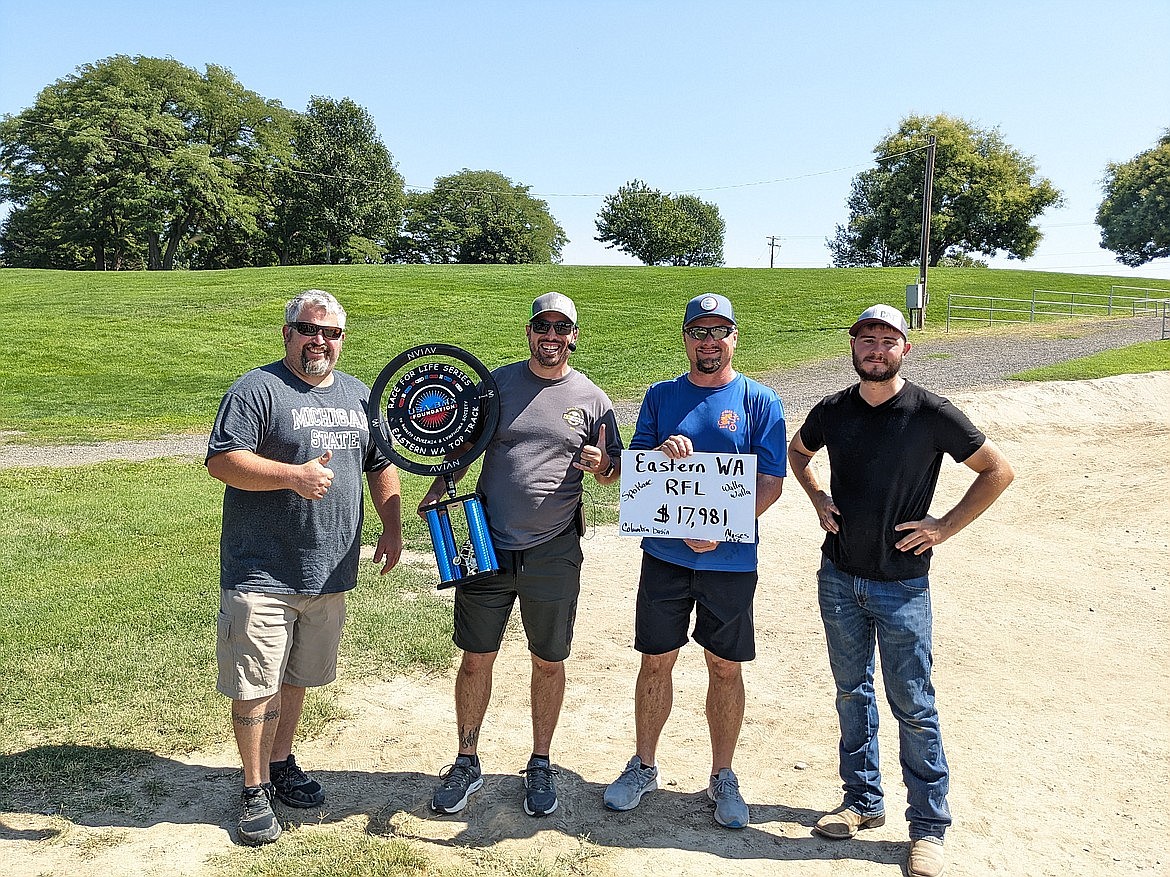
[766,235,781,268]
[912,135,937,329]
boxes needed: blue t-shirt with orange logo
[631,372,787,571]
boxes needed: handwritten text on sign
[618,450,757,542]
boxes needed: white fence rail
[945,288,1170,339]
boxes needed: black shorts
[453,529,582,662]
[634,552,758,663]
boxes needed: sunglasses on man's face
[683,325,735,341]
[529,318,576,336]
[287,321,344,341]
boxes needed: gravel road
[616,313,1166,424]
[1,315,1163,469]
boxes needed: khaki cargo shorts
[216,588,346,700]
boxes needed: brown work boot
[907,838,945,877]
[813,805,886,839]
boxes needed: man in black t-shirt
[787,304,1014,877]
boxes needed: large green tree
[391,169,566,264]
[1096,130,1170,267]
[594,180,724,266]
[272,96,404,265]
[828,114,1062,267]
[0,55,293,270]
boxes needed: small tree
[1096,130,1170,267]
[392,169,566,264]
[595,180,724,266]
[829,114,1062,267]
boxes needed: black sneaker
[521,756,559,817]
[269,754,325,808]
[238,785,281,846]
[430,755,484,814]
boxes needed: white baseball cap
[531,292,577,325]
[849,304,908,339]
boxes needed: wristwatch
[600,459,616,478]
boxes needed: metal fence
[945,287,1170,338]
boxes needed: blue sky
[2,0,1167,279]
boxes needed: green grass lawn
[5,264,1166,442]
[0,460,454,759]
[1010,339,1170,380]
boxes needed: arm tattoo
[459,724,480,751]
[232,708,280,727]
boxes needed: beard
[695,354,724,374]
[852,348,902,383]
[529,338,569,369]
[300,347,336,376]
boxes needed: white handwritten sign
[618,450,757,542]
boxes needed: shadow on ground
[0,744,904,866]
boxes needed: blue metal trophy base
[424,493,500,589]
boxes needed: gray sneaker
[603,755,659,811]
[708,767,749,828]
[521,756,559,817]
[238,784,281,846]
[430,755,484,814]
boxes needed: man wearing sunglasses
[420,291,623,820]
[207,290,403,846]
[604,293,787,830]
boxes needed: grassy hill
[3,264,1167,442]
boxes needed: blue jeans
[817,554,951,841]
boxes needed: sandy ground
[2,372,1168,877]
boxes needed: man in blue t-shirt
[207,290,403,846]
[603,293,787,830]
[787,304,1014,877]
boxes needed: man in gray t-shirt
[207,290,403,846]
[419,292,623,819]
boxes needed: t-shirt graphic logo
[562,407,586,428]
[718,410,739,432]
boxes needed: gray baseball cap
[531,292,577,325]
[849,304,908,339]
[683,293,736,326]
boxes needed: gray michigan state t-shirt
[475,361,622,551]
[207,360,389,594]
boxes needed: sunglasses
[288,321,344,341]
[530,318,576,335]
[683,325,735,341]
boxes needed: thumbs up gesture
[294,449,335,499]
[575,423,615,480]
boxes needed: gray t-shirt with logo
[207,360,389,594]
[475,361,622,551]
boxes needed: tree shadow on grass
[0,745,902,867]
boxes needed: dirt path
[2,371,1168,877]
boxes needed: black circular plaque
[369,344,500,477]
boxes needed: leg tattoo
[233,708,280,727]
[459,724,481,751]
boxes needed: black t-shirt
[798,381,985,581]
